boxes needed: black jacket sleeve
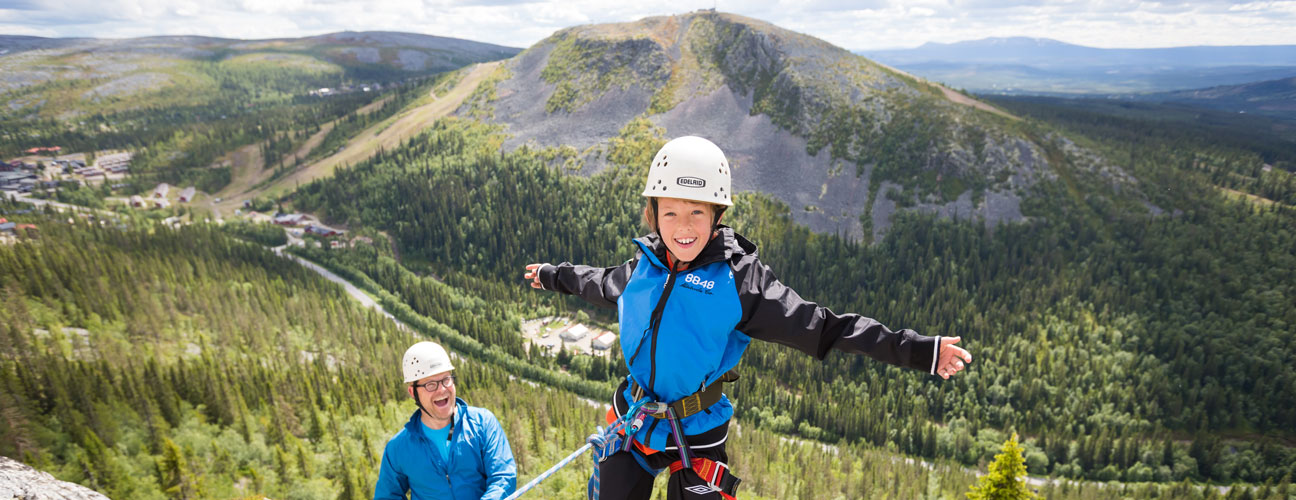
[537,260,637,310]
[732,256,939,374]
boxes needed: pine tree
[967,433,1038,500]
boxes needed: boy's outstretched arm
[523,260,636,309]
[734,259,970,377]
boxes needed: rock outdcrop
[0,456,108,500]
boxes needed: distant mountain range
[862,37,1296,94]
[0,31,520,70]
[1131,76,1296,117]
[0,31,520,119]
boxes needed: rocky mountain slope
[0,456,108,500]
[458,11,1143,240]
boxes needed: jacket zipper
[645,266,680,396]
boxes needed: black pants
[594,422,731,500]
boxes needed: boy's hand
[936,336,971,379]
[524,263,545,289]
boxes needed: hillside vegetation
[0,33,519,196]
[292,110,1295,487]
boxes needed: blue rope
[506,399,648,500]
[504,442,593,500]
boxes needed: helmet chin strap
[411,386,450,424]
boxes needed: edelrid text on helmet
[642,136,733,207]
[402,341,454,383]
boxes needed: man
[375,341,517,500]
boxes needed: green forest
[289,111,1296,489]
[3,207,1291,499]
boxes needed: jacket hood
[633,225,757,269]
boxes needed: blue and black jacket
[374,398,517,500]
[538,226,942,452]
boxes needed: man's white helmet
[642,136,733,206]
[402,341,454,383]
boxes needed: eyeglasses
[413,375,455,392]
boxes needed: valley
[3,11,1295,500]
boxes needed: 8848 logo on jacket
[681,272,715,294]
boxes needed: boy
[524,136,971,499]
[375,341,517,500]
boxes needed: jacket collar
[633,225,757,271]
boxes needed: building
[96,152,132,169]
[178,186,196,202]
[0,171,35,190]
[304,224,341,237]
[273,213,306,226]
[129,195,145,207]
[153,199,170,209]
[560,324,591,342]
[592,332,618,351]
[152,183,169,198]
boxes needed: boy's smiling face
[653,197,720,264]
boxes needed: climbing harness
[506,372,743,499]
[668,458,741,499]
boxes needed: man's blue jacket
[539,226,942,452]
[374,399,516,500]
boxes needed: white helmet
[402,341,454,383]
[642,136,733,206]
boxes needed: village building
[273,213,306,225]
[129,195,146,207]
[560,324,591,342]
[0,171,36,191]
[178,186,196,202]
[95,152,132,171]
[304,224,341,237]
[153,198,170,209]
[591,332,618,351]
[152,183,169,198]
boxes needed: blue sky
[2,0,1294,50]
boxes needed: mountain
[862,37,1296,94]
[1131,76,1296,118]
[456,12,1147,241]
[0,31,520,118]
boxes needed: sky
[2,0,1295,51]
